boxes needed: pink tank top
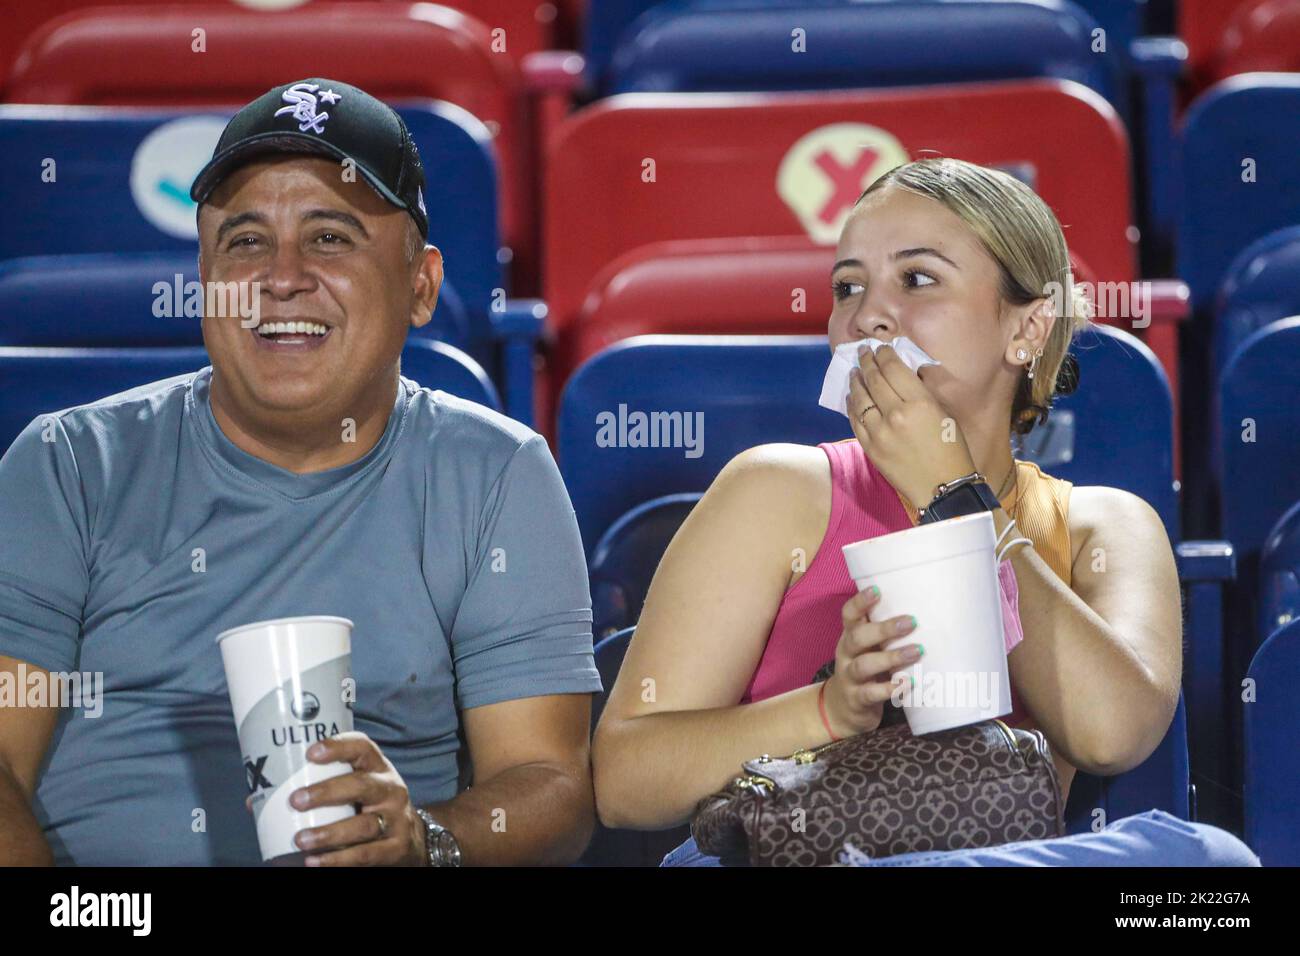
[740,440,1029,727]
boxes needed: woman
[590,158,1259,866]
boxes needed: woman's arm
[995,487,1183,775]
[591,444,917,830]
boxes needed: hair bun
[1053,352,1080,396]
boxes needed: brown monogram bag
[690,711,1065,866]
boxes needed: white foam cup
[217,615,357,862]
[841,512,1012,735]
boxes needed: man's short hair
[405,219,426,264]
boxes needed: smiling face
[828,184,1032,421]
[197,155,441,426]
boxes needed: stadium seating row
[2,5,1296,448]
[1,0,1298,865]
[8,318,1293,864]
[0,102,542,424]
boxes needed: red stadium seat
[541,79,1194,449]
[545,80,1137,345]
[566,235,1102,375]
[1204,0,1300,85]
[1179,0,1300,92]
[3,2,545,289]
[0,0,560,93]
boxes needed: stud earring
[1016,348,1028,361]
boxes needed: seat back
[0,339,498,454]
[1179,0,1257,90]
[1213,226,1300,380]
[1243,618,1300,866]
[0,103,500,362]
[608,0,1118,110]
[562,235,1102,382]
[545,80,1135,341]
[1259,500,1300,645]
[1218,317,1300,562]
[559,324,1175,554]
[0,0,555,93]
[1201,0,1300,86]
[558,335,848,550]
[3,4,530,285]
[590,493,702,640]
[0,253,474,354]
[587,0,1133,101]
[1179,75,1300,310]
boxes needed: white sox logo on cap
[274,82,342,134]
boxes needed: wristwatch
[414,808,462,867]
[917,471,1002,524]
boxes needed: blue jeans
[661,810,1262,867]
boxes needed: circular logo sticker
[129,116,227,240]
[776,123,910,245]
[291,692,321,722]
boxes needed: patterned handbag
[690,699,1065,866]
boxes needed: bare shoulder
[721,442,830,485]
[713,443,831,521]
[685,442,834,591]
[712,443,830,501]
[1067,485,1171,569]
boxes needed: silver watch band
[415,808,460,867]
[932,471,984,500]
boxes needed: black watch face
[933,484,987,521]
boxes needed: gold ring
[375,813,387,837]
[858,403,877,425]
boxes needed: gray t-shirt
[0,365,601,865]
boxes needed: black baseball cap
[190,78,428,237]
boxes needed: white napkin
[818,336,942,417]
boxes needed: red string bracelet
[817,680,842,742]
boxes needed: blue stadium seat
[1179,74,1300,311]
[1259,500,1300,648]
[558,334,847,551]
[558,324,1179,553]
[0,253,473,349]
[587,1,1150,89]
[590,493,700,640]
[0,339,498,455]
[1177,76,1300,582]
[1206,315,1300,819]
[581,621,1192,864]
[586,0,1181,250]
[1218,317,1300,572]
[1243,618,1300,866]
[1214,226,1300,380]
[561,327,1223,856]
[0,103,539,422]
[596,1,1117,107]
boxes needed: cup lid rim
[215,615,355,645]
[842,510,993,557]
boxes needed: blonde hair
[856,157,1091,437]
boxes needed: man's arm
[0,655,61,865]
[420,693,594,866]
[0,414,93,864]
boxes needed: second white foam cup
[842,511,1012,735]
[217,615,357,863]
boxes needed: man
[0,79,601,865]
